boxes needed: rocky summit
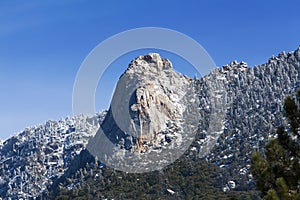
[87,53,198,173]
[0,47,300,199]
[92,53,191,151]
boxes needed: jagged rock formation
[95,53,191,150]
[87,53,199,172]
[0,46,300,198]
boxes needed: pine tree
[251,89,300,199]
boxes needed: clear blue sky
[0,0,299,139]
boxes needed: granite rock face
[99,53,191,152]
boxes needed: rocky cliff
[98,53,190,150]
[87,53,199,173]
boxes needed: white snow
[167,189,175,195]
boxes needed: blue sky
[0,0,299,139]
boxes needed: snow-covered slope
[194,46,300,189]
[0,113,106,199]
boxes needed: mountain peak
[124,53,173,76]
[138,53,173,69]
[2,46,300,198]
[88,54,191,160]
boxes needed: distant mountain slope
[0,113,106,199]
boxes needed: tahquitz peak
[92,53,191,151]
[0,47,300,198]
[87,53,199,173]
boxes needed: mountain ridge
[0,46,300,199]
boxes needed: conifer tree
[251,89,300,199]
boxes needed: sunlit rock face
[102,53,191,151]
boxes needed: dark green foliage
[251,89,300,199]
[50,155,259,199]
